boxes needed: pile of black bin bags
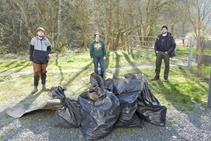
[50,73,167,140]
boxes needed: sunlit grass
[0,95,6,102]
[0,48,210,111]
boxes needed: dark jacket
[29,36,51,64]
[154,32,176,57]
[90,40,106,58]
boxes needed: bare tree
[181,0,211,75]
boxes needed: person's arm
[90,42,94,58]
[154,36,159,54]
[29,38,35,61]
[167,37,176,54]
[45,38,52,54]
[102,41,106,57]
[47,46,51,54]
[29,44,34,61]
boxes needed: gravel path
[0,98,210,141]
[0,56,208,141]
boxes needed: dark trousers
[155,52,170,79]
[93,57,105,78]
[33,63,48,87]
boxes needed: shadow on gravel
[0,91,43,128]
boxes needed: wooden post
[196,39,211,108]
[188,37,193,67]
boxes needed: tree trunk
[57,0,62,43]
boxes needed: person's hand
[48,54,51,60]
[29,61,33,64]
[155,51,158,56]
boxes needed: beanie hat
[161,25,168,30]
[36,27,45,33]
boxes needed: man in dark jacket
[152,25,176,81]
[90,32,106,78]
[29,27,51,94]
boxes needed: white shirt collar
[162,33,167,36]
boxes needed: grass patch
[168,119,178,125]
[0,76,12,82]
[0,48,209,111]
[0,47,189,73]
[118,66,209,110]
[0,95,6,102]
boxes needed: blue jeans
[93,57,105,78]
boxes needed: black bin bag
[79,91,120,141]
[104,78,114,91]
[137,82,167,126]
[115,91,143,127]
[49,73,167,140]
[112,77,143,94]
[125,74,167,126]
[51,86,81,128]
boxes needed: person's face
[161,28,168,34]
[95,34,100,41]
[37,30,45,37]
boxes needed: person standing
[29,27,51,94]
[152,25,176,81]
[90,32,106,79]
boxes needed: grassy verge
[0,48,210,111]
[0,48,185,73]
[118,66,209,110]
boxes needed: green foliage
[0,45,9,54]
[193,95,202,103]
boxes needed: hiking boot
[31,86,38,94]
[164,78,169,82]
[42,85,47,91]
[164,76,168,82]
[151,76,160,81]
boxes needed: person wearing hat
[152,25,176,81]
[29,27,52,94]
[90,32,106,78]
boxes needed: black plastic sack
[136,103,167,126]
[50,73,167,140]
[124,74,167,126]
[137,79,167,126]
[90,73,105,89]
[116,113,143,127]
[89,73,106,97]
[112,77,143,94]
[124,73,145,80]
[116,91,143,127]
[51,86,81,128]
[79,91,120,141]
[104,78,114,91]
